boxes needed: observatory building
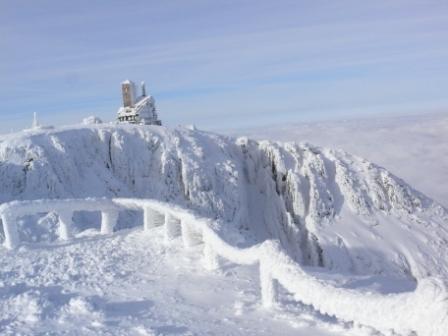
[117,80,161,125]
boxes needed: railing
[0,198,446,336]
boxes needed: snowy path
[0,226,358,336]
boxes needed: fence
[0,197,446,336]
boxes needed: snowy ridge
[0,124,447,280]
[0,197,447,336]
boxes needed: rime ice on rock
[117,80,162,125]
[1,124,448,281]
[82,116,103,125]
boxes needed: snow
[82,116,103,125]
[117,81,161,125]
[235,112,448,208]
[0,224,352,336]
[0,198,121,248]
[1,196,447,335]
[0,121,447,335]
[100,208,118,234]
[0,122,447,279]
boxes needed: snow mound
[0,124,447,280]
[82,116,103,125]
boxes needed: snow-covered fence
[0,198,121,248]
[0,198,447,336]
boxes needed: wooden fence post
[260,260,278,308]
[164,212,180,243]
[203,242,220,270]
[101,209,119,234]
[1,214,19,249]
[58,210,73,240]
[181,219,199,248]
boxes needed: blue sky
[1,0,448,133]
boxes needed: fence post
[1,214,19,249]
[203,242,220,270]
[143,207,164,231]
[164,212,180,243]
[58,210,73,240]
[154,211,165,227]
[260,260,278,308]
[101,209,119,234]
[181,219,198,248]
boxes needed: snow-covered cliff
[1,124,447,280]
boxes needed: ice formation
[1,123,448,335]
[1,197,447,336]
[1,123,447,280]
[82,116,103,125]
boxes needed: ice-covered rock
[82,116,103,125]
[0,124,447,280]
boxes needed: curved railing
[0,198,446,336]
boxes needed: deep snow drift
[1,123,447,282]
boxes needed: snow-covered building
[117,80,162,125]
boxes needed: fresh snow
[0,224,360,336]
[235,112,448,208]
[0,122,447,335]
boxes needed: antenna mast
[32,112,40,129]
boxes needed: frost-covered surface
[82,116,103,125]
[0,196,447,335]
[1,123,447,280]
[1,123,448,334]
[236,112,448,208]
[0,225,357,336]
